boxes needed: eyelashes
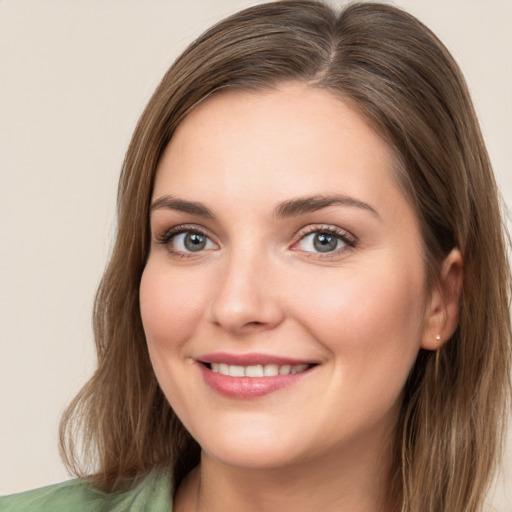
[155,224,218,257]
[291,226,356,257]
[155,223,357,259]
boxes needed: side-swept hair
[60,2,511,511]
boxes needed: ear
[421,248,463,350]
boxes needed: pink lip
[196,353,317,399]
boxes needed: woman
[2,1,510,511]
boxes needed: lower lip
[198,363,314,399]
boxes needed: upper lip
[197,352,317,366]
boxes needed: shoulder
[0,479,98,512]
[0,471,173,512]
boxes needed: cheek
[139,260,208,350]
[295,261,425,385]
[139,259,211,424]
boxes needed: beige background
[1,0,511,508]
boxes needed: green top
[0,471,173,512]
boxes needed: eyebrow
[150,193,379,219]
[150,195,215,218]
[273,194,379,219]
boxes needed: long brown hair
[60,2,511,510]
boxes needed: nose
[208,249,284,335]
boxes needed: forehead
[154,84,400,205]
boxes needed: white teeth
[229,365,245,377]
[209,363,310,377]
[245,365,264,377]
[292,364,309,374]
[279,365,291,375]
[263,364,279,376]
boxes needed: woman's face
[140,83,432,471]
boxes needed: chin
[193,424,308,470]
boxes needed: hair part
[60,2,511,511]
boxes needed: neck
[174,428,397,512]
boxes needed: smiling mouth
[198,359,317,398]
[205,362,313,377]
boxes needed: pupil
[184,233,206,251]
[313,233,338,253]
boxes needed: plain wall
[1,0,511,508]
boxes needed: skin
[140,83,462,512]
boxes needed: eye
[293,227,356,255]
[297,232,343,253]
[172,231,216,252]
[158,227,218,255]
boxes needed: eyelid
[291,224,357,257]
[155,223,210,242]
[153,223,356,259]
[155,224,219,255]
